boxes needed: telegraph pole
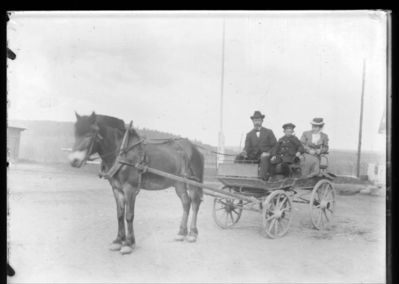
[356,59,366,177]
[217,19,226,168]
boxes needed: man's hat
[311,117,325,126]
[250,111,265,120]
[283,123,296,129]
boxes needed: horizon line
[8,119,386,153]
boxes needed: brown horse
[69,112,204,254]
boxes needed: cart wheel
[310,179,336,230]
[262,190,293,238]
[213,186,243,229]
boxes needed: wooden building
[7,126,25,162]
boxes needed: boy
[270,123,305,177]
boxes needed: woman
[300,117,329,177]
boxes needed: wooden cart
[214,163,336,238]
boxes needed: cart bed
[217,163,335,193]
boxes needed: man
[237,111,277,180]
[270,123,305,177]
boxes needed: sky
[7,11,388,152]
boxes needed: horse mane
[95,114,140,138]
[95,114,126,131]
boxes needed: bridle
[74,122,147,186]
[79,128,104,164]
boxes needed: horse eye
[75,128,88,137]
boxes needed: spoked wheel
[310,179,336,230]
[262,190,293,239]
[213,186,243,229]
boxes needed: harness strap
[119,122,132,156]
[144,138,182,145]
[121,138,145,155]
[82,132,101,165]
[135,152,147,195]
[99,158,124,180]
[99,122,133,180]
[99,122,147,184]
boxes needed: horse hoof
[120,245,134,255]
[186,235,197,243]
[174,235,186,242]
[109,242,122,251]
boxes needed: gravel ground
[7,162,386,283]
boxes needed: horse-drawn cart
[214,163,336,238]
[69,113,338,254]
[119,159,336,239]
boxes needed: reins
[90,133,236,163]
[88,123,238,178]
[192,143,237,157]
[144,138,236,157]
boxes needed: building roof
[8,126,26,131]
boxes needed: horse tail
[173,139,204,198]
[189,142,204,183]
[177,139,204,198]
[188,142,204,200]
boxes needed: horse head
[69,111,102,168]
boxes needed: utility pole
[356,59,366,177]
[217,19,226,168]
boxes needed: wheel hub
[225,202,235,212]
[320,200,329,209]
[274,210,283,219]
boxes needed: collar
[98,124,145,180]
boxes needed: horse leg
[120,184,138,255]
[109,187,126,251]
[174,182,191,241]
[186,186,203,243]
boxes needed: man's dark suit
[244,127,277,160]
[241,127,277,179]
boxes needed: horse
[69,112,204,254]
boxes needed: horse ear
[89,111,96,123]
[75,111,81,120]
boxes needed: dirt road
[8,163,385,283]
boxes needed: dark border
[2,9,396,284]
[389,8,397,284]
[3,11,10,283]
